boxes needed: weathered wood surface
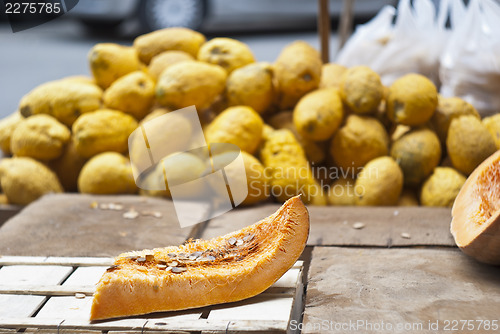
[0,194,193,257]
[303,247,500,334]
[0,257,303,333]
[0,204,21,228]
[201,205,454,247]
[0,265,72,319]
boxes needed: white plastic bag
[370,0,450,85]
[335,5,396,67]
[440,0,500,117]
[337,0,463,86]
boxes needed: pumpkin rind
[451,150,500,265]
[90,196,309,320]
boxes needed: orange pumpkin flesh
[451,150,500,265]
[90,196,309,320]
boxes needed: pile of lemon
[0,27,498,207]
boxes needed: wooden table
[0,194,499,333]
[199,204,500,334]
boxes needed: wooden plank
[0,265,73,318]
[0,318,289,332]
[0,259,303,332]
[62,266,108,286]
[0,285,94,296]
[0,204,21,228]
[207,295,294,325]
[0,256,113,267]
[317,0,330,63]
[24,330,101,334]
[302,247,500,334]
[201,205,455,247]
[0,265,73,285]
[35,266,107,320]
[35,296,94,320]
[0,193,193,257]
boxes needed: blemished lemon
[390,128,442,187]
[339,65,383,115]
[355,156,403,206]
[330,115,389,173]
[421,167,466,207]
[387,73,438,126]
[447,115,497,175]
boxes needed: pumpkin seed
[145,254,154,262]
[126,255,138,261]
[228,237,237,246]
[199,255,216,262]
[167,253,177,258]
[353,222,365,229]
[106,265,119,271]
[142,211,163,218]
[235,239,244,246]
[75,293,86,299]
[165,266,173,272]
[192,251,203,257]
[136,257,146,263]
[401,232,411,239]
[157,264,167,269]
[123,209,139,219]
[171,267,187,273]
[168,261,179,267]
[243,234,255,242]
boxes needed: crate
[0,256,304,333]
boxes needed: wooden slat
[0,318,289,332]
[0,285,94,296]
[302,247,500,334]
[35,296,94,320]
[0,194,193,257]
[35,266,108,320]
[61,266,108,286]
[24,330,101,334]
[0,295,47,319]
[208,295,295,323]
[0,265,73,318]
[0,258,303,333]
[201,205,455,247]
[0,256,113,267]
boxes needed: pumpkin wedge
[90,196,309,320]
[451,150,500,265]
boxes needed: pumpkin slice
[451,150,500,265]
[90,196,309,320]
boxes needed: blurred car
[69,0,397,32]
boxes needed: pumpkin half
[90,196,309,320]
[451,150,500,265]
